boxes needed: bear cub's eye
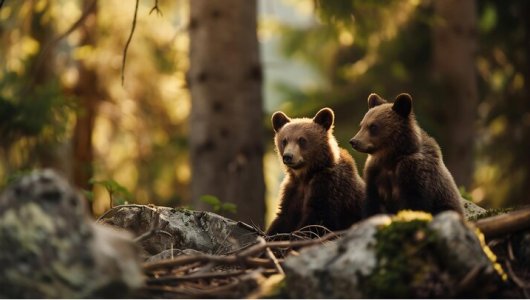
[281,138,287,147]
[298,137,307,147]
[368,123,379,135]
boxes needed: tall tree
[188,0,265,227]
[432,0,478,188]
[71,0,100,213]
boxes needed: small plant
[200,194,237,214]
[89,178,133,207]
[459,185,472,201]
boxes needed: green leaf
[90,178,133,205]
[200,195,221,207]
[221,202,237,214]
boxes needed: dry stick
[149,0,162,16]
[121,0,139,86]
[146,270,246,284]
[475,206,530,239]
[143,230,343,272]
[144,254,274,272]
[455,265,483,296]
[265,247,284,275]
[505,260,530,291]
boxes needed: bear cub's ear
[272,111,291,132]
[313,108,334,131]
[368,93,386,108]
[392,93,413,117]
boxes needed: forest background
[1,0,528,228]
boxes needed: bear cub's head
[272,108,339,174]
[350,93,414,154]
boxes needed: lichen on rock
[0,169,144,298]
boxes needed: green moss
[361,218,440,298]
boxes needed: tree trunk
[432,0,478,188]
[71,0,99,214]
[188,0,265,227]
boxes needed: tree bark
[432,0,478,188]
[188,0,265,227]
[71,0,99,214]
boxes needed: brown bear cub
[267,108,365,236]
[349,93,464,217]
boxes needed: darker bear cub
[266,108,365,236]
[349,93,464,217]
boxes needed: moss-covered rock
[283,211,506,298]
[0,169,143,298]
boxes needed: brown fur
[267,108,365,235]
[350,93,464,216]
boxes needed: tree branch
[121,0,140,86]
[475,206,530,239]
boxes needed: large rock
[0,170,144,298]
[284,211,506,298]
[98,205,259,259]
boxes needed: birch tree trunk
[432,0,478,188]
[188,0,265,228]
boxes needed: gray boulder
[0,170,144,298]
[97,204,259,259]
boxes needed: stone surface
[461,198,487,220]
[284,215,391,298]
[97,204,259,259]
[283,211,505,298]
[0,170,143,298]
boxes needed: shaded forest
[1,0,530,225]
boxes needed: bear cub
[267,108,365,236]
[349,93,464,217]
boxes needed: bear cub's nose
[282,153,293,164]
[349,138,359,149]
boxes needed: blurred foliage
[1,0,529,217]
[200,195,238,214]
[0,0,191,215]
[270,0,530,209]
[90,178,132,206]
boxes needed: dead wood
[475,206,530,239]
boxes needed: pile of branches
[135,208,530,298]
[140,225,343,298]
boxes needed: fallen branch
[475,206,530,239]
[144,228,342,272]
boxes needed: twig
[505,260,530,290]
[265,246,284,275]
[146,270,245,284]
[455,265,482,295]
[149,0,162,16]
[507,237,516,261]
[121,0,140,86]
[143,253,274,272]
[143,229,342,272]
[238,221,265,236]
